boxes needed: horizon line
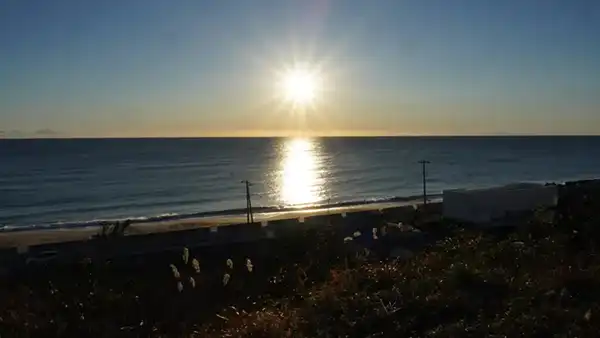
[2,134,600,140]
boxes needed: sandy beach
[0,198,441,249]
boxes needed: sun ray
[276,64,323,110]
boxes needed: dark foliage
[2,181,600,337]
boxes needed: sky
[1,0,599,137]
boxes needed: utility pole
[241,180,254,223]
[418,160,430,205]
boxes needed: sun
[277,65,322,108]
[283,69,317,104]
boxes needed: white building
[443,183,558,224]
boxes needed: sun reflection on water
[279,138,326,206]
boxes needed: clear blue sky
[1,0,599,137]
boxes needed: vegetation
[1,181,600,337]
[94,220,132,239]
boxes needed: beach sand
[0,198,439,249]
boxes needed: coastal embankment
[0,195,441,249]
[1,179,599,337]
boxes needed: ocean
[1,137,599,230]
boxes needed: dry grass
[2,181,600,337]
[196,227,600,337]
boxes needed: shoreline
[0,177,592,250]
[2,178,599,337]
[0,196,441,249]
[0,193,440,232]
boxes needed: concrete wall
[20,226,216,263]
[443,183,558,224]
[339,211,382,235]
[417,202,443,215]
[212,223,263,244]
[303,214,331,228]
[0,248,20,271]
[267,218,301,238]
[8,204,427,267]
[381,205,416,224]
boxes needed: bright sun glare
[278,65,322,108]
[280,138,325,205]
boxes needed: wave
[0,193,439,233]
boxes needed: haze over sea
[1,136,599,229]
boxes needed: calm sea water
[1,137,599,229]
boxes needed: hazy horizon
[3,133,600,140]
[2,0,599,138]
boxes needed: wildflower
[216,314,229,321]
[177,281,183,292]
[226,259,234,270]
[189,277,196,288]
[246,258,254,272]
[182,247,189,264]
[192,258,200,273]
[512,241,525,247]
[585,309,592,321]
[353,231,361,238]
[170,264,180,279]
[372,228,378,240]
[343,236,353,243]
[223,273,231,286]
